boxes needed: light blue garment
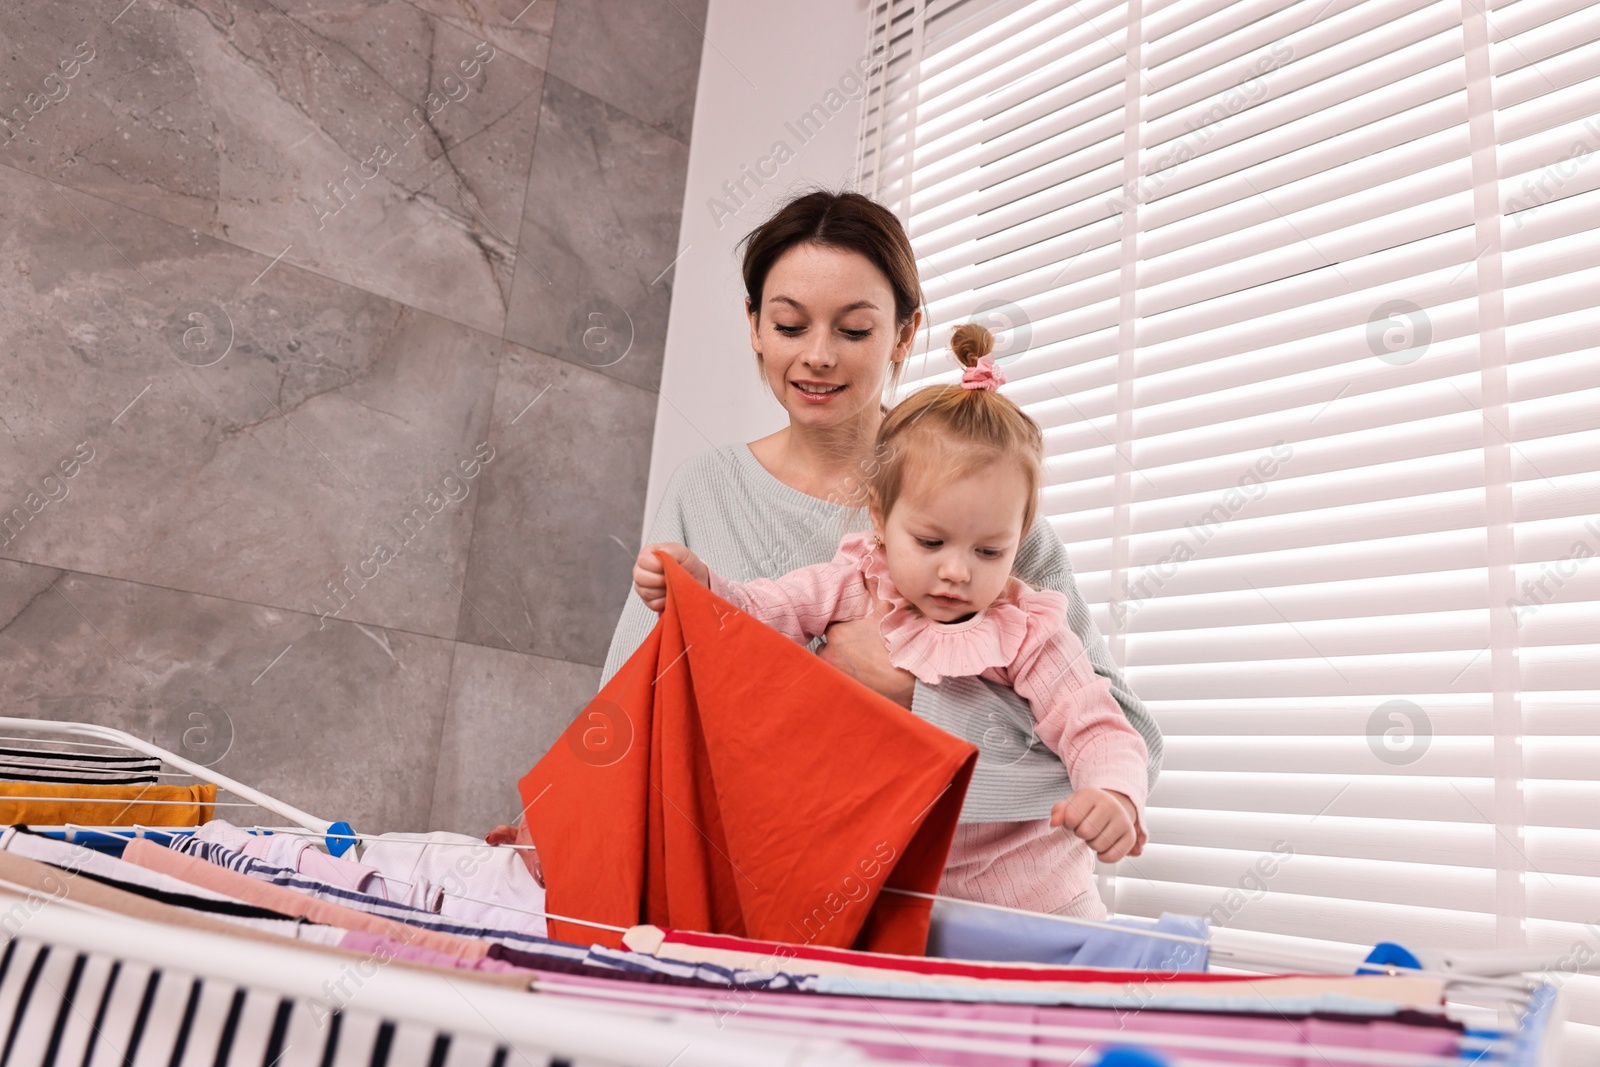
[925,898,1209,972]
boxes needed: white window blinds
[857,0,1600,1051]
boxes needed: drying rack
[0,715,356,855]
[0,716,1571,1067]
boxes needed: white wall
[642,0,874,535]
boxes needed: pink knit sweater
[706,531,1149,913]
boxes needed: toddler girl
[632,323,1148,917]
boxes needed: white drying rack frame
[0,716,1561,1067]
[0,715,333,840]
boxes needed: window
[857,0,1600,1051]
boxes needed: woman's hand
[1051,788,1142,863]
[633,542,709,612]
[818,577,916,708]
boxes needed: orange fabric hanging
[0,781,216,827]
[519,553,977,956]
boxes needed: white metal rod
[0,717,330,833]
[0,890,871,1067]
[887,886,1209,944]
[532,975,1510,1067]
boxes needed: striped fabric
[604,443,1162,823]
[0,748,160,787]
[162,838,819,991]
[165,838,564,957]
[0,936,552,1067]
[940,822,1110,919]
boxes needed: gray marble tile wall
[0,0,704,835]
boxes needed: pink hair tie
[960,356,1006,391]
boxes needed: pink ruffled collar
[849,532,1031,685]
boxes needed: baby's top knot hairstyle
[867,323,1046,538]
[950,321,994,364]
[952,322,1006,391]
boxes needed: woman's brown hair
[869,323,1045,537]
[737,189,924,399]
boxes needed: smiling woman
[742,240,914,500]
[598,189,1164,920]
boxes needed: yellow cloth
[0,781,216,827]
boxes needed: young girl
[632,323,1148,916]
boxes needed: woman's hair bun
[949,322,995,368]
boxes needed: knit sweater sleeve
[706,536,873,646]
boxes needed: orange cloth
[0,781,216,826]
[520,553,977,956]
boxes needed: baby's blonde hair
[868,323,1045,537]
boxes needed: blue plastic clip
[1503,982,1558,1067]
[324,821,358,857]
[1357,941,1424,974]
[1459,1026,1505,1065]
[1096,1049,1173,1067]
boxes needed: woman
[600,190,1161,918]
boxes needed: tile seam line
[0,553,602,668]
[0,157,504,341]
[533,70,695,174]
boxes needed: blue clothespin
[1358,941,1424,974]
[1096,1048,1173,1067]
[324,820,358,857]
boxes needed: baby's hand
[1051,788,1141,864]
[633,542,709,612]
[486,820,544,887]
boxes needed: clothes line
[40,821,1548,1000]
[0,794,252,807]
[886,886,1207,946]
[530,976,1510,1067]
[0,734,156,752]
[895,887,1535,996]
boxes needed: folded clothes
[164,836,562,958]
[188,821,548,937]
[622,926,1447,1011]
[0,780,215,826]
[121,838,491,960]
[2,828,359,948]
[0,745,161,785]
[192,820,439,909]
[496,942,820,992]
[582,943,817,991]
[3,827,255,907]
[625,924,1225,986]
[528,971,1465,1067]
[0,848,353,953]
[335,930,530,975]
[360,830,547,938]
[807,975,1433,1013]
